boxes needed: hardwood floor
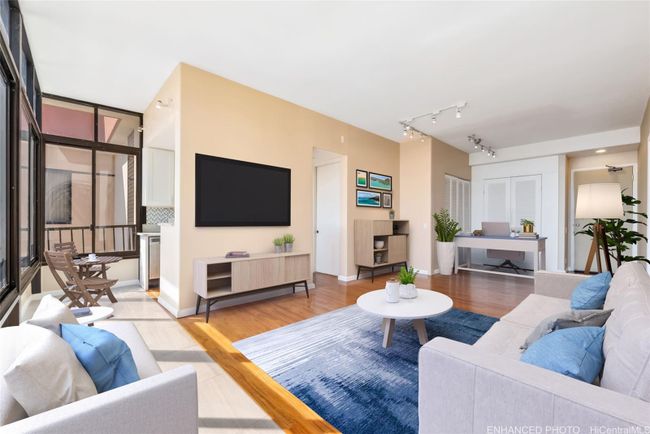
[168,271,533,433]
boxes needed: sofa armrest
[534,270,587,299]
[419,338,650,434]
[1,365,198,434]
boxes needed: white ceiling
[19,1,650,152]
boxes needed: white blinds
[444,174,471,232]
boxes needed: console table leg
[195,296,201,315]
[371,268,375,282]
[356,267,361,280]
[304,281,309,298]
[205,300,211,323]
[292,283,295,294]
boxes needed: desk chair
[481,222,526,274]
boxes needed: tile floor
[25,286,282,434]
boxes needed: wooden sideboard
[354,220,409,281]
[193,252,311,321]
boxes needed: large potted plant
[433,209,462,275]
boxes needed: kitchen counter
[137,232,160,237]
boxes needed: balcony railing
[44,224,137,254]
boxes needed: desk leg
[454,245,459,274]
[533,250,539,272]
[540,248,546,270]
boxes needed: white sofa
[419,262,650,433]
[1,321,198,434]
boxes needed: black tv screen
[195,154,291,227]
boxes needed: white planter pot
[274,245,284,254]
[436,241,455,275]
[399,283,417,299]
[284,243,293,252]
[385,280,400,303]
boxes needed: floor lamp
[575,183,624,274]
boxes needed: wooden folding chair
[53,241,110,278]
[44,251,118,307]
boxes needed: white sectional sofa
[419,262,650,433]
[1,321,198,434]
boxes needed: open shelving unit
[354,219,409,281]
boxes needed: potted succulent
[520,219,535,233]
[273,237,285,254]
[398,265,418,299]
[433,209,462,275]
[283,234,295,252]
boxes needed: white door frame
[313,150,347,277]
[568,163,637,272]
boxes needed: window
[0,69,7,293]
[19,106,36,273]
[42,96,142,257]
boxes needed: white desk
[454,235,546,279]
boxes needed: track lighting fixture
[431,116,437,124]
[399,101,468,137]
[467,134,496,158]
[456,107,462,119]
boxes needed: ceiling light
[432,116,437,124]
[402,129,408,136]
[456,107,462,119]
[409,131,414,139]
[481,145,485,152]
[595,149,607,154]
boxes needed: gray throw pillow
[520,309,613,351]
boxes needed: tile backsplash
[146,207,175,224]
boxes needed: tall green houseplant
[433,209,461,242]
[576,192,649,266]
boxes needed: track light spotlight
[432,116,437,124]
[480,145,485,152]
[456,107,462,119]
[402,129,408,136]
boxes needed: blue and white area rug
[233,305,497,434]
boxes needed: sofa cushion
[605,261,650,310]
[474,321,532,359]
[601,286,650,401]
[571,272,611,310]
[500,294,570,328]
[521,326,605,383]
[521,309,613,351]
[61,324,140,393]
[24,294,78,336]
[94,321,161,379]
[3,325,97,417]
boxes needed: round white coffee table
[72,306,114,325]
[357,289,453,348]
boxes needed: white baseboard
[114,279,140,289]
[157,295,181,318]
[338,267,398,282]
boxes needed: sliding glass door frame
[42,94,143,260]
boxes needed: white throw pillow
[3,324,97,417]
[24,294,78,336]
[0,325,51,425]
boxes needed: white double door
[483,175,542,232]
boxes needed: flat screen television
[195,154,291,227]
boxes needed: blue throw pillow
[521,326,605,383]
[571,272,611,309]
[61,324,140,393]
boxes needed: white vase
[274,245,284,254]
[399,283,417,299]
[436,241,455,275]
[285,243,293,252]
[385,280,400,303]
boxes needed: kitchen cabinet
[143,147,174,207]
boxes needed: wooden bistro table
[73,255,122,280]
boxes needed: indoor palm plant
[398,265,418,299]
[433,209,462,275]
[576,192,649,267]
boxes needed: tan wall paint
[430,138,470,272]
[638,97,650,258]
[149,64,400,315]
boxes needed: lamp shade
[575,183,624,219]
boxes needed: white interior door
[484,178,510,222]
[510,175,541,231]
[315,162,341,276]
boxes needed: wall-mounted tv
[195,154,291,227]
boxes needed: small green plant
[433,209,461,242]
[520,218,534,226]
[398,266,418,285]
[273,237,284,247]
[283,234,295,244]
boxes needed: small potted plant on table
[520,219,535,233]
[283,234,295,252]
[398,265,418,299]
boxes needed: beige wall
[638,97,650,258]
[149,64,400,316]
[399,137,470,274]
[431,138,470,272]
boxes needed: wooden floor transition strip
[180,318,340,434]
